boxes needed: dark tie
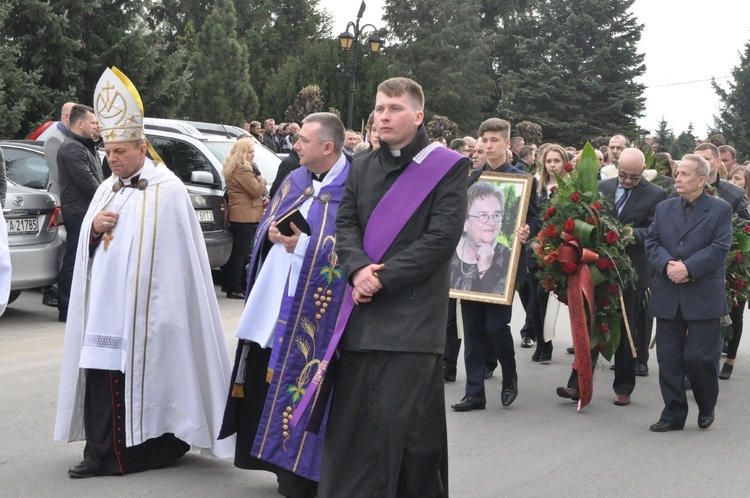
[684,201,693,221]
[615,188,629,216]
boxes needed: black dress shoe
[501,376,518,407]
[649,419,684,432]
[566,346,574,354]
[531,348,541,362]
[451,395,486,412]
[538,350,552,363]
[226,291,246,300]
[698,411,715,429]
[719,362,733,380]
[484,368,494,380]
[635,362,649,376]
[68,462,100,478]
[520,337,534,348]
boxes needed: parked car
[3,181,64,305]
[8,133,234,269]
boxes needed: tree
[713,40,750,162]
[496,0,646,147]
[515,121,543,146]
[185,0,258,124]
[653,117,675,153]
[383,0,494,132]
[669,124,696,159]
[426,115,460,141]
[285,85,326,124]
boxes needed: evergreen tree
[383,0,493,132]
[669,124,696,159]
[497,0,646,147]
[713,40,750,161]
[653,117,675,153]
[515,121,543,146]
[185,0,259,124]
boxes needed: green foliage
[653,117,675,153]
[383,0,494,133]
[497,0,645,147]
[669,124,696,160]
[515,121,543,146]
[285,85,325,124]
[713,40,750,162]
[632,136,656,170]
[184,0,258,124]
[426,115,460,141]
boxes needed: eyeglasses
[618,172,642,181]
[459,149,470,154]
[467,212,502,224]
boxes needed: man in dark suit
[694,142,749,219]
[261,119,280,153]
[557,148,666,405]
[645,154,733,432]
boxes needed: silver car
[3,181,64,305]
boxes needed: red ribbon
[558,233,598,409]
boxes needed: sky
[318,0,750,139]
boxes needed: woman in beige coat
[221,138,268,299]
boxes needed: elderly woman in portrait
[451,181,511,295]
[221,138,268,299]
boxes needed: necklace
[459,240,477,278]
[100,179,145,251]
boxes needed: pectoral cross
[103,230,114,251]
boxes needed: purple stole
[244,162,350,481]
[291,143,462,434]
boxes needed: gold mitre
[94,67,145,143]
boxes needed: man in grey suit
[645,154,733,432]
[43,102,76,197]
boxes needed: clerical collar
[313,171,328,182]
[391,150,402,157]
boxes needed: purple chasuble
[291,143,462,432]
[242,162,349,481]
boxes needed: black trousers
[517,278,536,340]
[461,300,515,397]
[320,351,448,498]
[58,212,85,316]
[443,298,497,372]
[222,221,258,294]
[81,369,189,475]
[655,308,721,424]
[725,300,746,360]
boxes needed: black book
[275,209,311,236]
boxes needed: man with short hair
[451,118,541,412]
[55,67,233,476]
[280,122,299,153]
[510,136,525,165]
[320,77,468,497]
[449,138,471,157]
[557,149,667,405]
[248,121,263,141]
[220,113,350,497]
[44,102,76,196]
[270,132,301,198]
[694,142,750,218]
[517,145,535,173]
[472,139,487,170]
[719,145,738,171]
[646,154,733,432]
[344,129,358,154]
[56,104,103,322]
[262,118,279,152]
[463,136,477,156]
[599,134,629,179]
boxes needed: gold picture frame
[449,172,533,305]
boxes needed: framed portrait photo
[449,172,534,305]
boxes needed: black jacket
[262,131,279,153]
[57,132,103,219]
[336,126,469,353]
[269,149,301,198]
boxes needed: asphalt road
[2,289,749,497]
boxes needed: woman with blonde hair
[222,138,268,299]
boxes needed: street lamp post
[338,1,383,130]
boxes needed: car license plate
[6,217,39,235]
[196,210,214,222]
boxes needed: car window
[147,136,220,187]
[2,147,49,190]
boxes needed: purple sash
[290,143,462,428]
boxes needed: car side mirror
[191,171,215,185]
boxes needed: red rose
[735,252,744,263]
[563,219,575,233]
[743,225,750,235]
[545,225,559,238]
[596,258,609,270]
[607,284,619,295]
[550,186,558,193]
[561,262,578,274]
[564,163,574,172]
[607,258,617,271]
[599,297,610,307]
[733,279,746,290]
[590,202,602,211]
[600,324,609,333]
[598,342,606,352]
[605,230,618,244]
[571,193,581,203]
